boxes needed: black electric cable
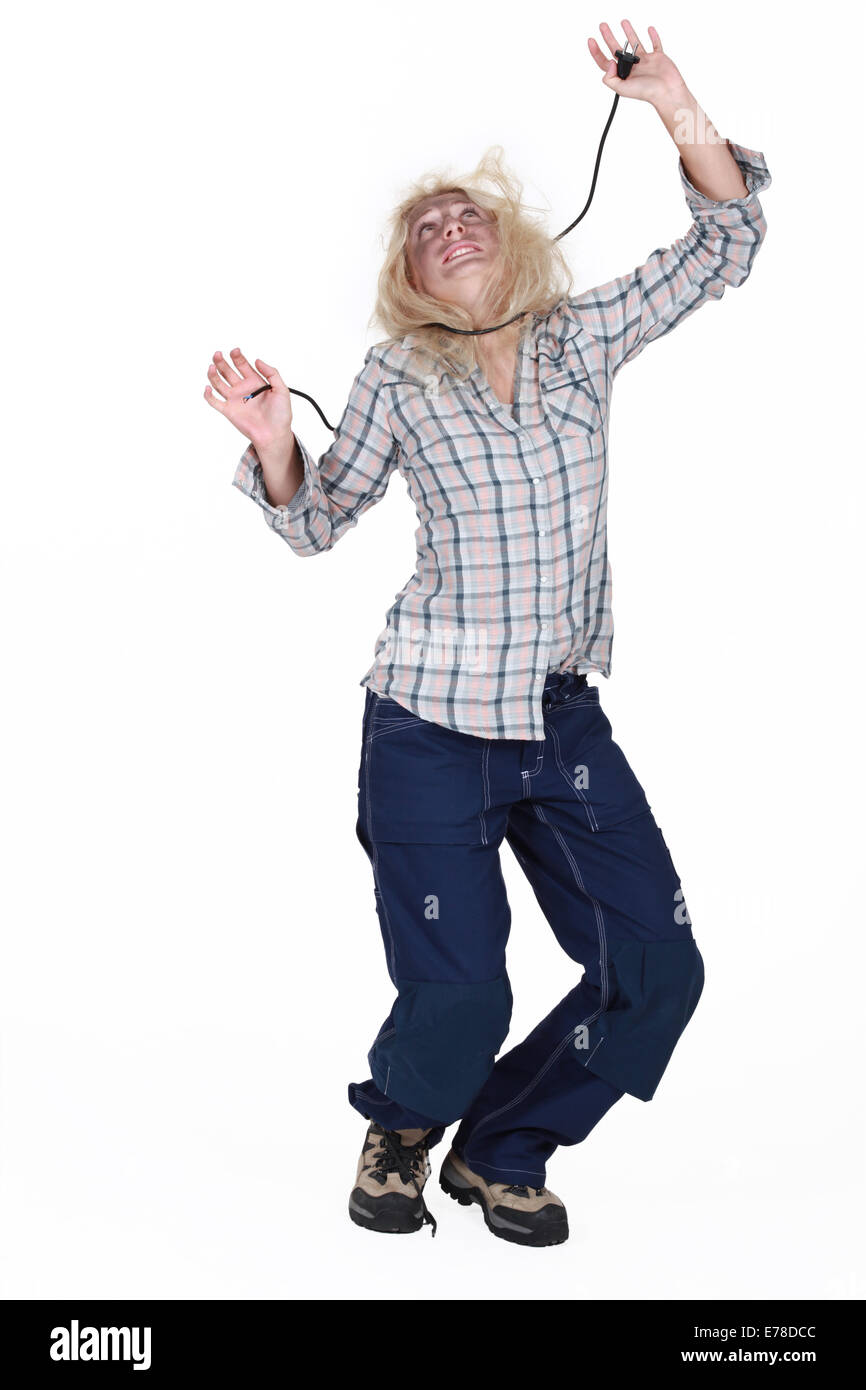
[421,82,626,338]
[244,43,640,431]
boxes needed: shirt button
[540,575,549,583]
[538,528,547,536]
[531,477,541,485]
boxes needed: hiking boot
[439,1148,568,1247]
[349,1123,437,1236]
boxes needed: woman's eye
[417,206,479,236]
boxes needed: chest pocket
[540,367,603,438]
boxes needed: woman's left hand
[588,20,688,106]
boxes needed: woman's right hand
[204,348,294,455]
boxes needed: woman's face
[406,192,500,310]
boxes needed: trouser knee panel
[370,976,513,1124]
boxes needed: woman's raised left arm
[570,20,772,375]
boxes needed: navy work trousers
[348,670,704,1187]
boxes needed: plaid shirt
[233,140,770,739]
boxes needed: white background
[2,0,864,1300]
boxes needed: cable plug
[614,48,641,80]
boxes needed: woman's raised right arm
[205,345,400,557]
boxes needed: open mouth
[442,241,482,265]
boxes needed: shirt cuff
[678,140,771,212]
[231,436,316,530]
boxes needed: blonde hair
[369,145,575,382]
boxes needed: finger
[254,358,290,392]
[587,36,612,72]
[206,362,232,399]
[598,21,623,59]
[203,383,227,413]
[212,349,243,386]
[228,347,264,388]
[620,19,646,54]
[647,24,663,52]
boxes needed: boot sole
[440,1162,568,1248]
[348,1192,425,1235]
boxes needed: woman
[204,21,770,1247]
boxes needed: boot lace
[373,1125,437,1237]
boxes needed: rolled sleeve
[678,140,771,212]
[232,431,316,520]
[569,139,772,376]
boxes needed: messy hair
[368,145,575,382]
